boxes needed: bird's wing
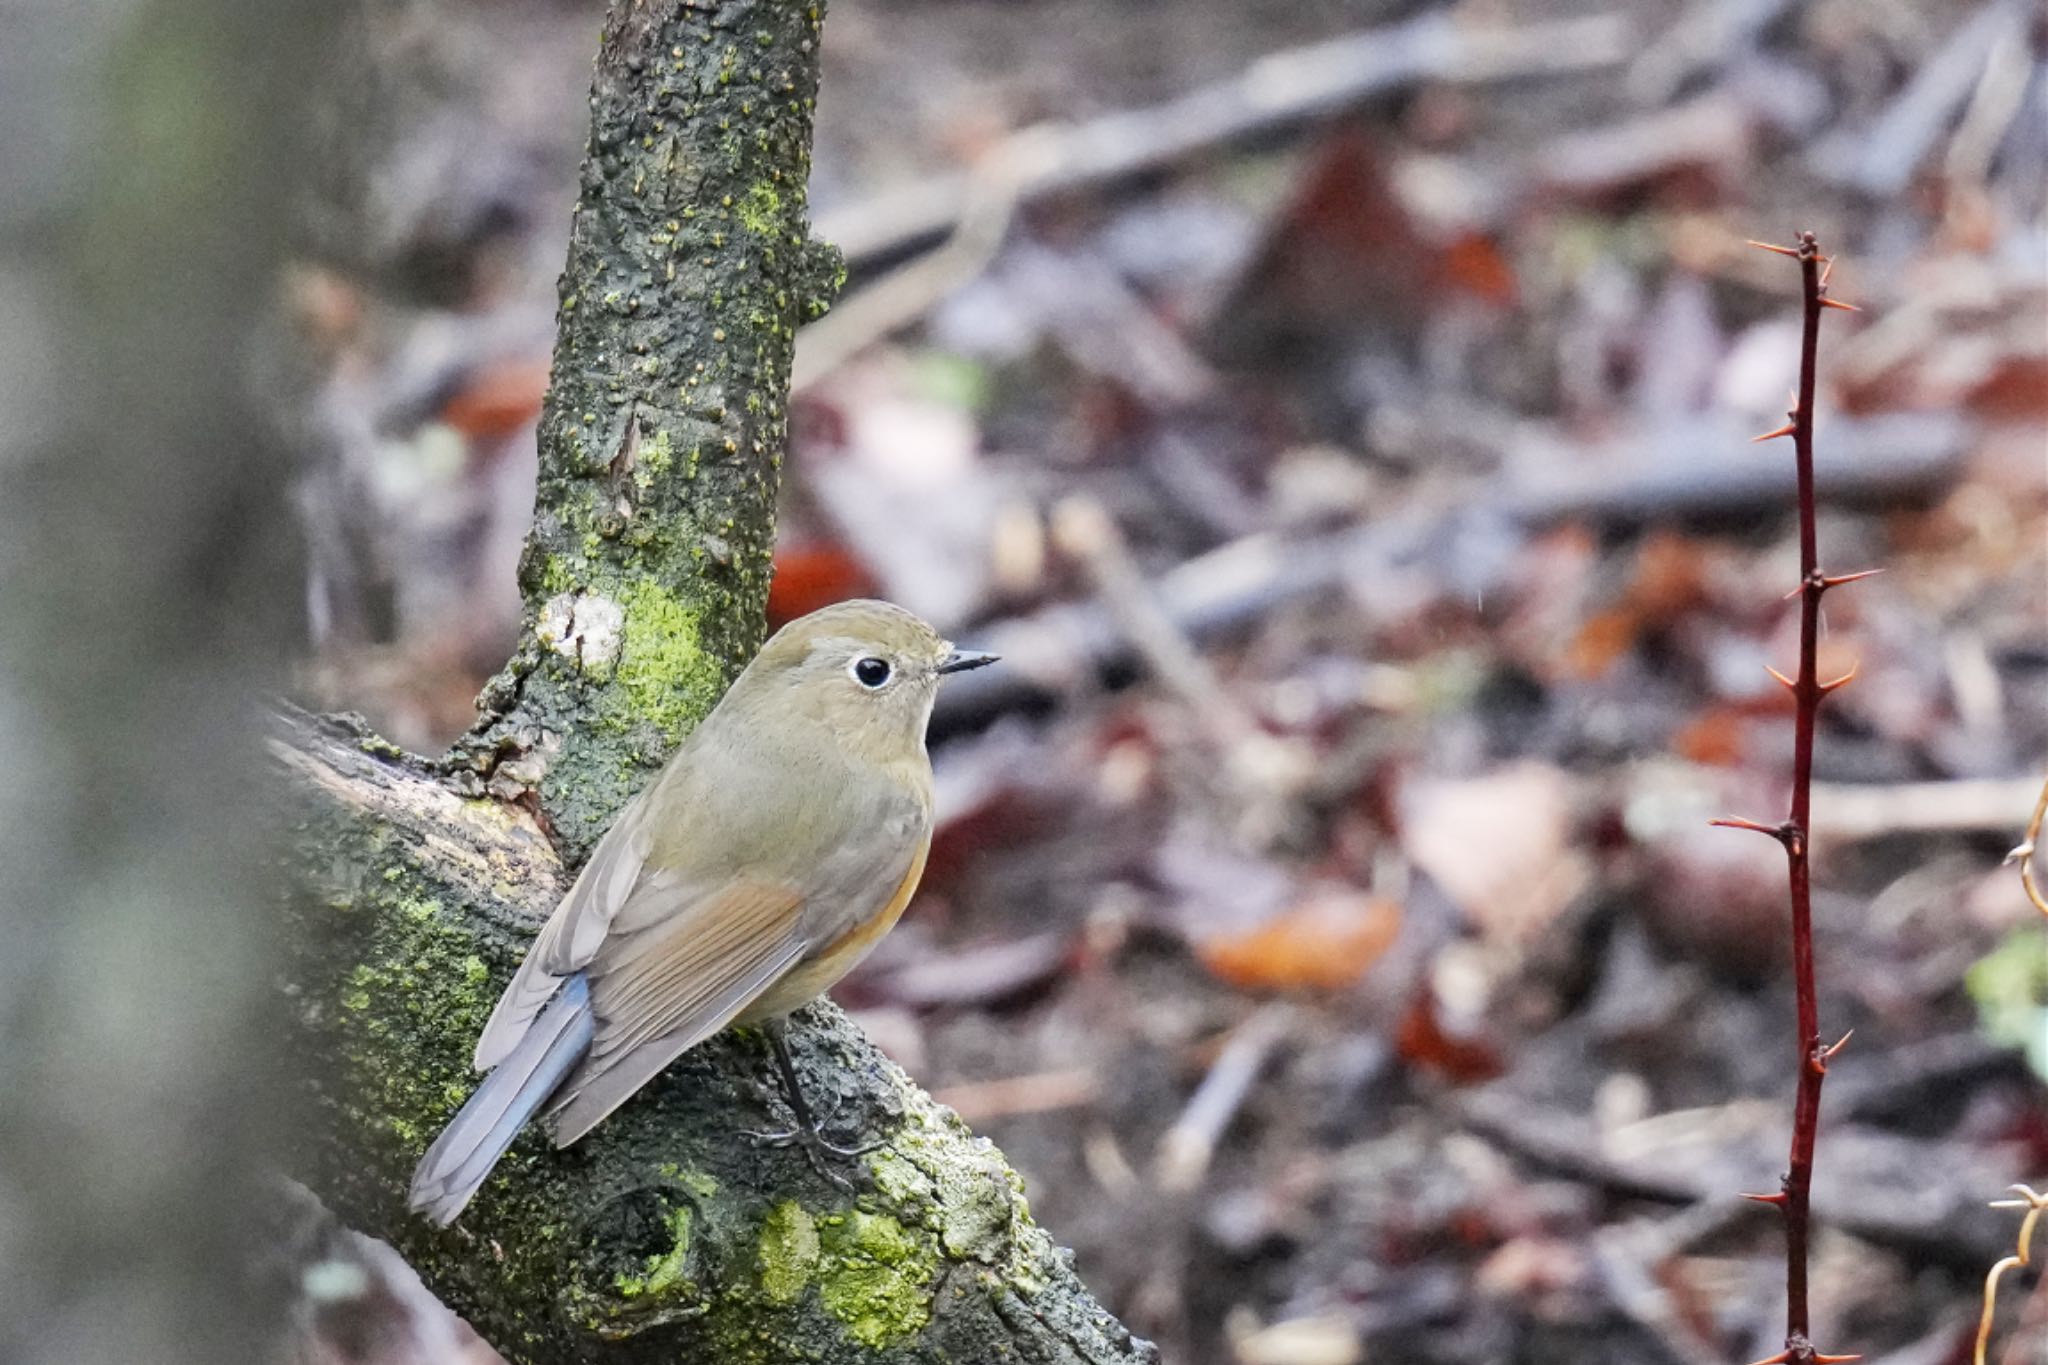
[471,784,662,1071]
[543,877,809,1146]
[542,783,930,1146]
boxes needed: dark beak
[936,649,998,676]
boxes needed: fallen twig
[1154,1004,1293,1194]
[934,414,1968,732]
[1943,9,2036,192]
[1828,1,2027,197]
[1626,0,1794,105]
[1593,1200,1757,1365]
[931,1068,1102,1125]
[1051,495,1312,844]
[814,11,1635,270]
[1051,495,1251,749]
[792,147,1030,391]
[1810,777,2048,844]
[1457,1087,2024,1265]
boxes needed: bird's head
[735,599,995,762]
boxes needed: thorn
[1752,421,1797,443]
[1992,1184,2047,1210]
[1819,567,1883,591]
[1822,1029,1854,1060]
[1712,816,1792,846]
[1765,664,1797,692]
[1817,662,1859,695]
[1813,1354,1863,1364]
[1747,240,1800,257]
[1819,296,1860,312]
[1818,256,1836,287]
[1740,1189,1789,1206]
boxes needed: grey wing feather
[471,792,657,1072]
[543,879,809,1146]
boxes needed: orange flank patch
[819,834,933,966]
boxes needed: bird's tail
[407,973,594,1227]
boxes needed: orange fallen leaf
[1673,705,1747,766]
[766,544,878,628]
[1198,893,1402,992]
[1395,984,1503,1082]
[439,356,551,441]
[1565,607,1638,680]
[1441,230,1517,306]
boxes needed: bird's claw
[744,1123,884,1191]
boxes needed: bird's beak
[936,648,999,675]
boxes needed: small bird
[407,599,995,1226]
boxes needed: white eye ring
[849,655,893,689]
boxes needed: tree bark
[278,4,1155,1362]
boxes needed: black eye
[852,656,892,689]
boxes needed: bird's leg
[744,1018,883,1191]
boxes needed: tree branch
[457,0,845,859]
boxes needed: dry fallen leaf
[1197,891,1402,992]
[1394,982,1504,1083]
[766,542,879,628]
[1400,763,1591,946]
[1228,1310,1362,1365]
[437,354,550,441]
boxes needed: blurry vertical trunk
[0,2,331,1361]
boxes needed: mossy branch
[274,3,1152,1362]
[276,709,1151,1363]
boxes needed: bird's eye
[851,656,892,689]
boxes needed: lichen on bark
[275,2,1152,1362]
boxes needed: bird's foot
[744,1120,884,1192]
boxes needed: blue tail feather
[407,973,593,1226]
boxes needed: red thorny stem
[1714,231,1864,1365]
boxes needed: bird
[407,599,996,1226]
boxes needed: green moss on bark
[817,1211,938,1347]
[758,1200,820,1304]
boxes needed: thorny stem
[1719,231,1864,1365]
[1976,1185,2047,1365]
[1784,232,1826,1361]
[2006,773,2048,915]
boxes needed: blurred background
[57,0,2048,1360]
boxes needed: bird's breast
[735,831,931,1022]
